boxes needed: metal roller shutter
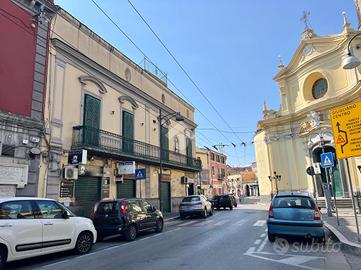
[161,182,171,213]
[74,176,101,217]
[117,180,136,199]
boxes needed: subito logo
[273,238,289,254]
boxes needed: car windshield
[272,196,315,209]
[182,196,200,202]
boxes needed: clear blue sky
[54,0,358,166]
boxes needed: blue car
[267,192,324,242]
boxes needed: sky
[54,0,359,167]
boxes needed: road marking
[256,234,268,252]
[234,219,246,226]
[213,219,229,226]
[42,259,70,268]
[260,233,266,238]
[254,239,261,245]
[253,220,266,226]
[244,250,323,270]
[177,220,200,227]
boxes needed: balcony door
[122,111,134,154]
[186,138,192,166]
[83,94,100,146]
[161,126,169,161]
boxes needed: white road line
[177,220,200,227]
[234,219,246,226]
[254,239,261,245]
[253,220,266,226]
[257,234,268,252]
[42,259,70,268]
[213,219,229,226]
[260,233,266,238]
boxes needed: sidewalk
[322,208,361,255]
[163,212,179,221]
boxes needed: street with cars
[1,198,361,270]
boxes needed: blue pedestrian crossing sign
[135,168,146,180]
[321,152,334,168]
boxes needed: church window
[312,78,327,99]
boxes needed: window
[272,196,315,209]
[210,153,215,161]
[216,155,220,162]
[161,94,165,103]
[97,202,118,216]
[174,136,180,153]
[312,78,327,99]
[211,166,215,175]
[0,201,34,219]
[182,196,200,202]
[128,201,142,213]
[36,200,64,219]
[141,201,152,212]
[1,144,15,157]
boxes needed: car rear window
[97,202,118,215]
[220,195,229,200]
[182,196,200,202]
[273,196,315,209]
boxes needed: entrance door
[74,177,101,217]
[117,180,136,198]
[83,94,101,146]
[161,182,171,213]
[188,183,194,196]
[313,146,344,197]
[122,111,134,154]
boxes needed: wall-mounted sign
[0,163,28,188]
[312,163,321,174]
[68,149,87,165]
[59,180,74,198]
[118,161,135,175]
[135,168,146,180]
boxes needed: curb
[324,221,361,256]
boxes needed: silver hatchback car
[179,195,213,219]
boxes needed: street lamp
[268,171,281,194]
[158,109,184,212]
[342,32,361,69]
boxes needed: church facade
[254,13,361,201]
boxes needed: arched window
[312,78,328,99]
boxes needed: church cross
[300,11,311,29]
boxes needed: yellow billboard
[330,101,361,159]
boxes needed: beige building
[39,8,200,215]
[254,15,361,202]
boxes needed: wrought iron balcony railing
[72,125,201,172]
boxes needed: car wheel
[124,224,137,241]
[268,233,275,242]
[202,208,207,218]
[74,231,93,254]
[180,214,186,220]
[0,247,7,270]
[209,209,213,216]
[230,206,233,210]
[155,218,164,233]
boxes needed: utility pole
[320,135,333,217]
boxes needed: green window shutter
[83,95,101,146]
[122,111,134,153]
[161,127,169,160]
[186,138,193,165]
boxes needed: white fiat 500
[0,197,97,269]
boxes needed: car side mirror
[147,206,156,212]
[62,210,70,219]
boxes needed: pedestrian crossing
[165,218,248,228]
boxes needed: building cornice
[257,81,361,130]
[51,38,198,128]
[0,111,43,131]
[55,9,195,113]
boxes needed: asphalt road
[7,205,361,270]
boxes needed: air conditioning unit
[181,176,188,184]
[63,166,78,180]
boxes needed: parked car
[213,194,237,210]
[179,195,213,219]
[0,197,96,270]
[267,192,324,242]
[91,199,163,241]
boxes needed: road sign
[313,163,322,174]
[306,166,315,176]
[135,168,146,180]
[118,161,135,175]
[321,152,334,168]
[330,101,361,159]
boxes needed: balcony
[72,126,201,172]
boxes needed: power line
[90,0,237,147]
[126,0,246,145]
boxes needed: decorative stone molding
[118,96,139,110]
[299,111,321,136]
[79,75,107,94]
